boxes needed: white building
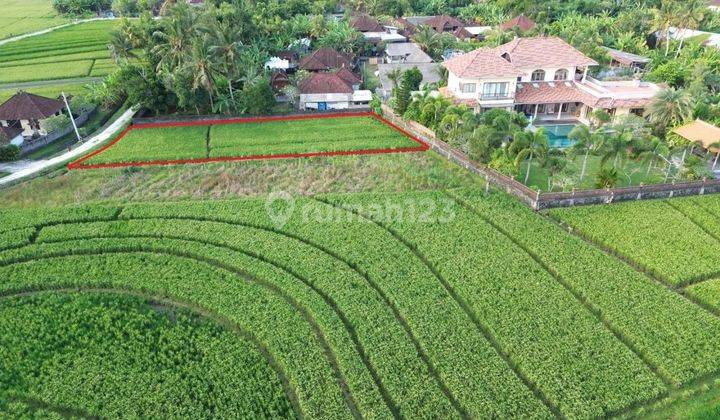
[442,37,661,123]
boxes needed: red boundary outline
[67,112,429,170]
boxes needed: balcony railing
[480,93,512,100]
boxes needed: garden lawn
[79,116,422,166]
[518,154,666,192]
[209,116,420,158]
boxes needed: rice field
[1,190,720,417]
[0,20,116,84]
[74,115,425,167]
[0,0,69,41]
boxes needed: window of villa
[482,82,509,99]
[460,83,476,93]
[554,69,569,81]
[531,69,545,81]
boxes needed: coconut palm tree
[207,22,244,104]
[387,67,403,90]
[600,130,632,169]
[674,0,706,57]
[109,30,136,63]
[568,125,604,183]
[513,129,549,185]
[645,88,693,129]
[184,38,218,110]
[412,26,442,58]
[652,0,680,57]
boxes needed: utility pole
[62,91,82,142]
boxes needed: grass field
[0,20,116,83]
[77,115,424,167]
[1,190,720,417]
[0,0,69,41]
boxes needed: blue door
[318,102,327,111]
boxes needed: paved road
[0,107,135,186]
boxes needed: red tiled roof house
[0,91,65,138]
[299,48,354,72]
[442,37,660,123]
[298,69,369,110]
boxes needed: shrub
[0,145,21,161]
[40,114,71,134]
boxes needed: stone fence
[380,104,720,209]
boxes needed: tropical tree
[412,26,442,57]
[652,0,680,57]
[595,165,619,188]
[387,67,403,90]
[568,124,603,183]
[645,88,693,129]
[184,38,218,110]
[674,0,706,57]
[207,21,244,103]
[599,130,632,169]
[513,129,549,185]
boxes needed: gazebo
[672,119,720,171]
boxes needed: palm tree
[645,88,693,129]
[412,26,442,58]
[184,38,218,110]
[652,0,680,57]
[600,131,632,169]
[638,136,670,177]
[109,30,136,63]
[568,125,604,183]
[207,22,244,104]
[387,68,402,90]
[674,0,706,57]
[514,129,549,185]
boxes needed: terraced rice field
[73,115,425,168]
[0,20,116,83]
[0,0,69,40]
[2,190,720,418]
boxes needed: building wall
[517,66,576,82]
[299,93,352,110]
[447,72,518,101]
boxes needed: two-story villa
[442,37,661,124]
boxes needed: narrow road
[0,107,135,187]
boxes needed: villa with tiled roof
[442,37,661,124]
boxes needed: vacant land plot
[0,20,116,83]
[1,190,720,417]
[0,0,69,40]
[74,115,425,168]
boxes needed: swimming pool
[536,124,577,148]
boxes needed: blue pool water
[538,124,577,148]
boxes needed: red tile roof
[350,15,383,32]
[422,15,464,32]
[0,91,64,121]
[499,14,536,32]
[444,37,596,79]
[514,81,590,105]
[298,73,353,94]
[335,67,362,85]
[496,37,598,69]
[299,48,353,71]
[453,27,474,39]
[443,47,521,78]
[0,125,22,144]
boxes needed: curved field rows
[2,191,720,417]
[0,291,292,418]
